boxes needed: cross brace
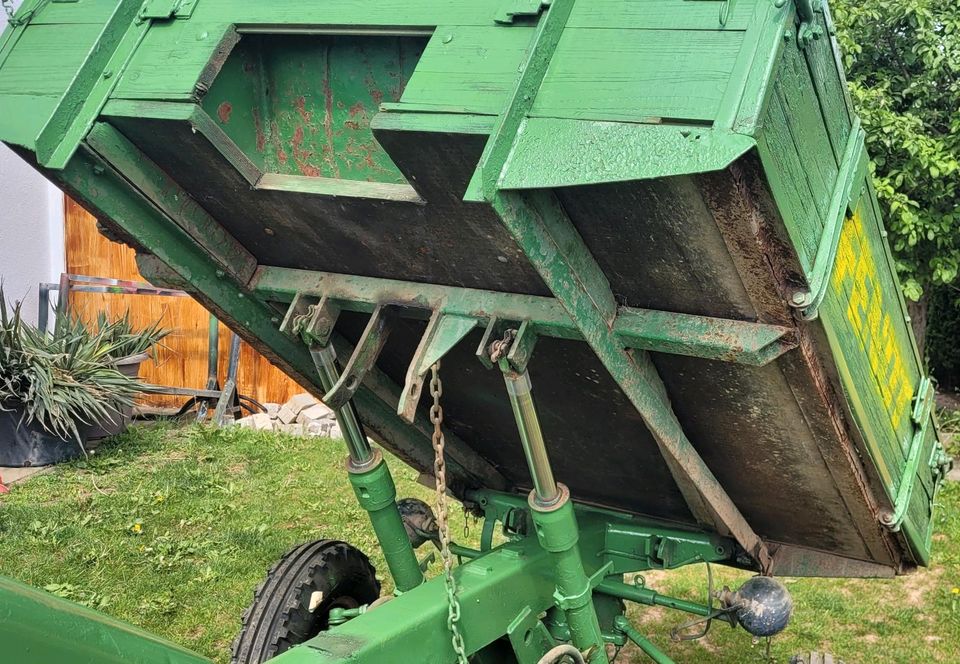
[252,268,797,368]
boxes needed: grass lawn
[0,422,957,663]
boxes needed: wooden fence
[64,197,302,409]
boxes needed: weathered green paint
[473,0,575,200]
[0,0,951,658]
[488,188,771,570]
[263,490,733,663]
[252,267,797,367]
[85,122,258,284]
[35,0,149,169]
[499,120,756,190]
[0,576,212,664]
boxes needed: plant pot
[86,353,149,442]
[0,404,88,467]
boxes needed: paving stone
[299,403,335,423]
[249,413,275,431]
[276,404,298,425]
[264,403,280,417]
[284,393,318,416]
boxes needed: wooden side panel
[64,198,302,409]
[756,32,936,562]
[531,27,745,123]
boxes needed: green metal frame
[265,490,735,664]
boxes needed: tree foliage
[831,0,960,301]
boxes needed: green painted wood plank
[727,1,791,133]
[31,0,118,24]
[399,26,535,116]
[802,17,852,163]
[0,93,57,147]
[114,21,232,101]
[500,118,755,189]
[755,92,822,270]
[370,112,495,136]
[773,43,839,220]
[531,28,744,123]
[568,0,758,31]
[190,0,507,27]
[0,23,102,95]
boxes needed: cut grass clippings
[0,421,957,663]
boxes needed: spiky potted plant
[85,312,168,440]
[0,292,141,467]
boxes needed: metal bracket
[397,312,479,423]
[495,0,550,24]
[552,562,613,612]
[789,118,865,320]
[794,0,824,48]
[140,0,199,20]
[323,305,395,410]
[879,377,935,531]
[285,295,340,348]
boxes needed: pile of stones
[234,393,341,438]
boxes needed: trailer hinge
[139,0,198,21]
[495,0,550,24]
[879,377,935,532]
[793,0,824,47]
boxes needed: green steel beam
[85,122,257,284]
[488,189,772,571]
[269,490,731,664]
[252,268,797,367]
[0,576,211,664]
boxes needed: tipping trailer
[0,0,952,662]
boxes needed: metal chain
[430,362,469,664]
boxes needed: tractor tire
[231,539,381,663]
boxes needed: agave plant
[0,289,141,443]
[93,311,169,360]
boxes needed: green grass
[0,422,957,663]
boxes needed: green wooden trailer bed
[0,0,951,662]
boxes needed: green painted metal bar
[322,306,394,411]
[272,531,559,664]
[790,118,866,320]
[252,268,797,367]
[347,451,426,592]
[0,576,211,664]
[85,122,257,283]
[487,189,772,571]
[66,129,502,504]
[613,616,673,664]
[472,0,577,199]
[596,579,734,626]
[880,377,935,534]
[500,363,607,662]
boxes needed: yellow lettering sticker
[831,208,912,437]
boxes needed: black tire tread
[231,539,380,663]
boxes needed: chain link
[430,362,469,664]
